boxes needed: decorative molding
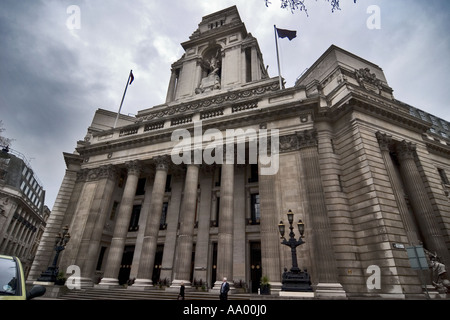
[136,81,278,122]
[279,134,298,153]
[76,169,90,182]
[278,129,318,153]
[297,129,318,149]
[84,165,118,182]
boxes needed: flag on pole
[129,70,134,85]
[113,69,134,128]
[274,25,297,90]
[276,28,297,41]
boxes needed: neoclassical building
[28,6,450,298]
[0,148,49,277]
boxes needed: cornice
[76,95,318,159]
[315,87,431,134]
[423,135,450,157]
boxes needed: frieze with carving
[278,129,318,153]
[136,81,279,122]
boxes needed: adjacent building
[28,6,450,298]
[0,147,49,277]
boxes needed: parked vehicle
[0,255,46,300]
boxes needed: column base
[279,291,315,298]
[96,277,121,289]
[129,278,154,290]
[166,279,194,292]
[313,283,347,299]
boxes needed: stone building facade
[28,6,450,298]
[0,148,49,277]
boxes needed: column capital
[396,140,416,161]
[153,155,170,172]
[125,160,142,176]
[375,131,393,152]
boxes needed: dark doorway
[118,245,135,285]
[211,242,217,288]
[152,245,164,284]
[250,242,262,293]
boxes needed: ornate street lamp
[37,225,71,283]
[278,210,312,292]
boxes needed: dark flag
[276,28,297,41]
[129,70,134,84]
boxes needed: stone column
[396,140,450,266]
[192,166,214,285]
[213,163,234,289]
[376,133,420,245]
[75,165,118,287]
[159,171,184,283]
[171,164,200,288]
[258,160,282,291]
[98,160,141,287]
[297,129,345,297]
[133,156,169,288]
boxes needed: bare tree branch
[265,0,357,15]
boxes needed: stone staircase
[58,287,252,301]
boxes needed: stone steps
[59,287,252,301]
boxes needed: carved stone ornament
[355,67,383,93]
[297,129,318,149]
[76,168,90,182]
[279,134,298,152]
[278,129,318,153]
[85,165,117,182]
[136,81,279,122]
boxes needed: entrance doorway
[118,245,135,285]
[211,242,217,288]
[250,242,262,293]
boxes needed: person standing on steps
[219,277,230,301]
[178,282,185,300]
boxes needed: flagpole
[113,70,133,128]
[274,25,283,90]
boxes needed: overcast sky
[1,0,449,209]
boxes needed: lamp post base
[281,269,313,292]
[36,266,59,283]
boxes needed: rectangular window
[250,193,260,224]
[438,168,449,185]
[128,205,141,231]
